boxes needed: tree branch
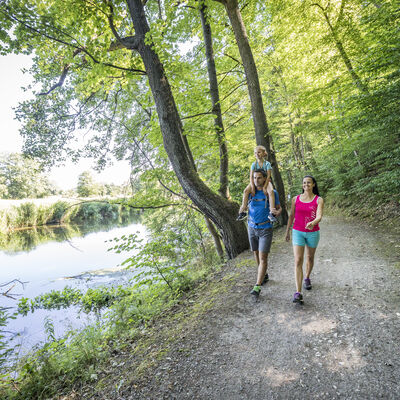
[39,65,70,95]
[3,11,145,74]
[109,35,142,51]
[224,52,242,65]
[181,111,213,120]
[123,123,190,201]
[39,49,82,95]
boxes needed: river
[0,220,146,354]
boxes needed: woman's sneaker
[262,273,269,285]
[293,292,304,304]
[303,278,312,290]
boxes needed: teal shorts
[292,229,320,248]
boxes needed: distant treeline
[0,200,137,232]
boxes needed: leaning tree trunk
[126,0,248,258]
[216,0,288,224]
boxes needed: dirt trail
[109,215,400,400]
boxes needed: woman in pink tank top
[285,176,324,304]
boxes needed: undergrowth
[0,207,223,399]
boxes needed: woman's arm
[285,197,296,241]
[305,197,324,230]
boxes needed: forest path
[114,215,400,400]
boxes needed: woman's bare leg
[293,245,305,293]
[305,246,317,278]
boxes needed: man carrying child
[237,145,277,223]
[247,169,282,298]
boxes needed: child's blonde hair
[254,145,267,152]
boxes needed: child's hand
[270,207,277,214]
[285,231,290,242]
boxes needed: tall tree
[199,2,229,200]
[125,0,248,258]
[213,0,288,222]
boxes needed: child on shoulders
[237,145,277,222]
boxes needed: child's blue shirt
[251,160,272,172]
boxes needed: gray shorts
[248,226,273,253]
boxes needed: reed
[0,200,132,232]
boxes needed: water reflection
[0,212,141,254]
[0,215,146,354]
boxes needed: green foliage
[76,171,99,197]
[0,153,57,199]
[6,325,107,399]
[18,285,138,315]
[74,202,124,223]
[252,0,400,211]
[0,307,16,382]
[0,281,22,387]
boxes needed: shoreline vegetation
[0,197,137,233]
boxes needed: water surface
[0,221,146,353]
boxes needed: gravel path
[108,216,400,400]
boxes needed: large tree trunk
[127,0,248,258]
[199,3,230,200]
[217,0,288,224]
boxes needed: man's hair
[254,145,267,152]
[253,168,267,177]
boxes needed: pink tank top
[293,195,320,232]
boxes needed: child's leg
[239,184,252,213]
[265,182,275,213]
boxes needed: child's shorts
[292,229,320,248]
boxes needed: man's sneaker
[268,213,277,222]
[250,285,261,297]
[262,273,269,285]
[293,292,304,304]
[236,212,247,221]
[304,278,312,290]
